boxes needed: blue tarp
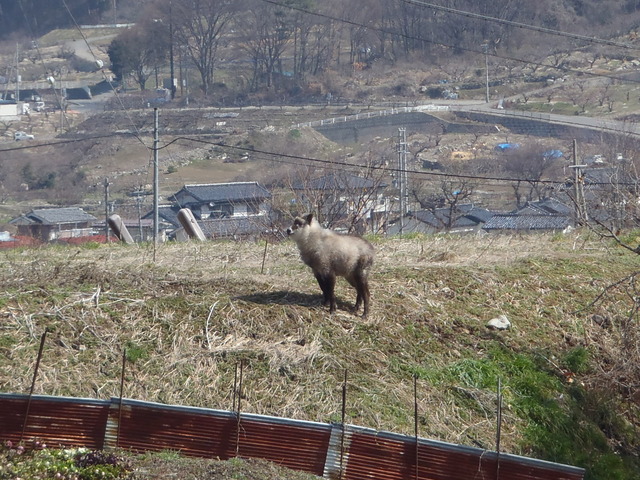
[495,143,520,151]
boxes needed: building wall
[0,102,18,118]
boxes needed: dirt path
[65,34,115,64]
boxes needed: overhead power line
[59,0,150,148]
[173,135,569,186]
[1,122,637,188]
[0,130,630,194]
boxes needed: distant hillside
[3,0,640,49]
[4,0,640,238]
[0,0,147,38]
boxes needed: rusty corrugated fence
[0,393,584,480]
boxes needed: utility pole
[482,42,489,103]
[569,139,587,226]
[179,47,184,97]
[15,43,19,102]
[104,178,110,242]
[169,1,176,99]
[153,108,160,249]
[397,128,408,234]
[183,47,189,106]
[136,195,143,242]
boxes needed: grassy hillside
[1,232,640,479]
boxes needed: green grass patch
[417,345,639,478]
[124,341,152,364]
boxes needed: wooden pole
[261,240,268,274]
[153,108,159,260]
[496,378,503,480]
[21,331,47,443]
[414,374,420,480]
[104,178,110,242]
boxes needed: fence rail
[295,105,450,129]
[0,393,584,480]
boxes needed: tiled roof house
[483,198,572,232]
[388,204,493,235]
[482,214,571,232]
[9,207,97,242]
[167,182,271,220]
[146,182,272,240]
[293,172,389,232]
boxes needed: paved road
[301,98,640,139]
[452,102,640,138]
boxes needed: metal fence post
[340,369,348,479]
[117,348,127,448]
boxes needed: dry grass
[1,232,639,466]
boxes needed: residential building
[167,182,271,220]
[482,198,572,232]
[9,207,97,242]
[146,182,272,240]
[292,172,389,233]
[387,204,493,235]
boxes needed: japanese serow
[286,213,374,318]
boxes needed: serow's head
[286,213,315,238]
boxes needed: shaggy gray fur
[287,213,374,317]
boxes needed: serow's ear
[305,213,314,225]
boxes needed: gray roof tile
[295,172,386,190]
[412,204,493,228]
[169,182,271,204]
[483,214,570,231]
[11,207,96,225]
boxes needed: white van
[14,131,34,141]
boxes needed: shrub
[0,440,131,480]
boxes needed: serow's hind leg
[350,272,370,318]
[361,279,370,318]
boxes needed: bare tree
[108,20,170,90]
[237,1,299,92]
[0,121,14,138]
[410,177,475,231]
[500,145,559,207]
[284,165,389,234]
[549,49,571,68]
[564,157,640,415]
[595,80,614,109]
[167,0,237,96]
[287,0,335,82]
[567,152,640,233]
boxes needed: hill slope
[1,232,640,478]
